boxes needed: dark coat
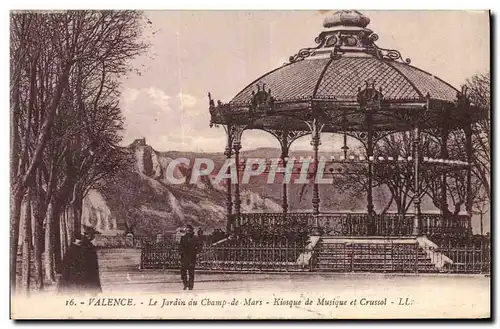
[179,233,201,267]
[57,240,102,295]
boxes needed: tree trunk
[21,63,72,190]
[32,188,47,291]
[60,210,68,262]
[44,202,56,283]
[66,206,74,243]
[21,190,32,295]
[72,197,83,239]
[53,204,62,273]
[10,184,24,294]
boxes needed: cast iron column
[465,122,473,235]
[440,126,449,232]
[311,133,321,216]
[366,112,375,235]
[412,124,421,236]
[310,120,322,235]
[224,128,233,233]
[280,136,289,214]
[233,140,242,218]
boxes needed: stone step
[316,258,432,263]
[317,251,428,256]
[315,262,437,268]
[316,262,434,268]
[319,238,418,244]
[316,257,433,263]
[318,251,427,258]
[314,268,438,273]
[313,236,439,273]
[317,249,422,254]
[317,246,419,249]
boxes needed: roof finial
[323,10,370,29]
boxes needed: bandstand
[141,11,490,274]
[207,11,486,246]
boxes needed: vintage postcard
[9,9,491,320]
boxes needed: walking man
[179,224,201,290]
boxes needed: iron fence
[428,243,491,274]
[140,237,490,274]
[140,241,180,269]
[140,239,309,272]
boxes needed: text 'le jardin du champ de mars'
[80,296,415,309]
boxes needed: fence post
[139,247,144,270]
[351,243,355,272]
[414,243,419,274]
[390,241,394,272]
[472,242,476,273]
[383,243,387,273]
[480,240,483,274]
[446,239,456,273]
[465,243,468,273]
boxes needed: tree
[10,10,150,292]
[465,73,490,201]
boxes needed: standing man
[57,225,102,295]
[179,224,201,290]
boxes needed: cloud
[120,86,220,152]
[178,92,204,119]
[123,87,140,104]
[178,92,197,108]
[146,87,172,111]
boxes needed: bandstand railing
[420,214,470,237]
[232,212,470,237]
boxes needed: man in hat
[57,225,102,295]
[179,224,201,290]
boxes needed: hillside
[80,139,489,236]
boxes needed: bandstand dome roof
[231,53,458,105]
[209,10,482,133]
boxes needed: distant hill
[80,138,489,236]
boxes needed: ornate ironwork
[250,83,275,113]
[263,126,310,156]
[455,86,471,109]
[357,80,383,110]
[230,212,471,239]
[139,212,485,273]
[373,46,411,64]
[208,92,233,127]
[342,129,400,148]
[288,10,411,64]
[289,46,321,63]
[140,239,310,272]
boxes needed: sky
[119,10,490,154]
